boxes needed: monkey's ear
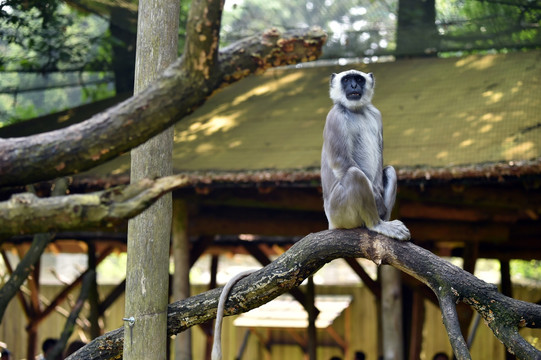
[368,73,375,88]
[330,73,337,87]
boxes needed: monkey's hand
[369,220,411,241]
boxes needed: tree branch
[0,27,327,188]
[65,229,541,360]
[0,176,189,236]
[183,0,223,80]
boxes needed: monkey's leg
[326,167,381,230]
[382,166,398,221]
[376,166,411,240]
[344,167,410,241]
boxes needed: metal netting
[220,0,541,59]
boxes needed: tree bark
[0,175,190,237]
[66,229,541,360]
[0,27,326,188]
[124,0,179,358]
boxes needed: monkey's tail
[211,269,257,360]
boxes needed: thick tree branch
[66,230,541,360]
[183,0,223,80]
[0,28,326,188]
[0,176,189,236]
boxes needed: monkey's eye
[341,75,366,86]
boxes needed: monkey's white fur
[321,70,410,241]
[329,69,375,110]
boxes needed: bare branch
[65,229,541,360]
[438,294,471,360]
[0,176,189,236]
[0,28,327,187]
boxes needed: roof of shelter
[85,50,541,182]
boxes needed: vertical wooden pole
[408,291,425,360]
[381,265,404,360]
[88,242,101,339]
[500,260,512,297]
[172,199,192,360]
[306,276,317,360]
[124,0,179,359]
[205,255,219,360]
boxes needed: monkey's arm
[322,108,356,178]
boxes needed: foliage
[221,0,397,59]
[221,0,540,60]
[436,0,541,53]
[0,0,109,72]
[511,260,541,283]
[0,1,113,124]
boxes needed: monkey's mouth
[346,92,362,100]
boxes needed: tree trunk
[396,0,439,57]
[123,0,179,359]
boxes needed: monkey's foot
[370,220,411,241]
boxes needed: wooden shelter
[1,50,540,359]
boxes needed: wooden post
[306,276,317,360]
[172,199,192,360]
[381,265,404,360]
[88,242,101,339]
[408,291,425,360]
[124,0,179,359]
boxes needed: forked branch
[66,229,541,360]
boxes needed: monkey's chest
[348,129,380,182]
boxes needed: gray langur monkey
[321,69,410,241]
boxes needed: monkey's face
[329,70,375,111]
[341,73,366,101]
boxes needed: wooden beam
[188,206,326,237]
[344,258,381,299]
[406,220,510,243]
[325,325,347,353]
[408,291,425,360]
[98,280,126,317]
[399,202,519,222]
[462,242,479,274]
[500,259,512,298]
[190,236,216,267]
[182,187,324,212]
[1,250,31,318]
[33,246,114,326]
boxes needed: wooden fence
[0,283,539,359]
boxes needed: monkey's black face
[341,74,366,101]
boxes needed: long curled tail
[211,270,256,360]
